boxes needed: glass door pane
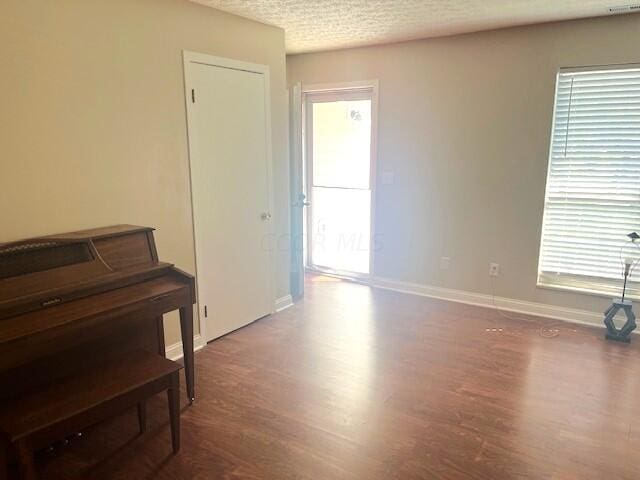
[311,187,371,274]
[312,100,371,188]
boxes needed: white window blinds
[538,65,640,297]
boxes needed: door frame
[182,50,276,342]
[301,80,379,280]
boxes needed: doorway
[183,52,274,342]
[302,83,378,280]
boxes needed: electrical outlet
[440,257,450,270]
[489,263,500,277]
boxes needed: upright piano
[0,225,196,405]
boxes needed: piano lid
[0,225,171,320]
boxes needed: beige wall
[0,0,290,344]
[288,13,640,318]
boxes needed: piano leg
[179,306,195,403]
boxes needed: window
[538,65,640,297]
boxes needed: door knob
[261,212,272,220]
[296,193,310,207]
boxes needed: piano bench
[0,350,183,480]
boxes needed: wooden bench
[0,350,182,480]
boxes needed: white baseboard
[274,294,294,312]
[371,276,605,328]
[165,334,206,361]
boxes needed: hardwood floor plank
[17,275,640,479]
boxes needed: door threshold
[305,268,371,286]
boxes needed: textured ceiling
[191,0,634,54]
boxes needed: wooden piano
[0,225,197,407]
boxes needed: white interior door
[184,53,273,342]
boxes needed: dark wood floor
[30,275,640,479]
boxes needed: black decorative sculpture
[604,300,636,343]
[604,233,638,343]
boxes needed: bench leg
[137,401,147,434]
[167,372,180,453]
[15,440,37,480]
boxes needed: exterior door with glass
[304,87,376,278]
